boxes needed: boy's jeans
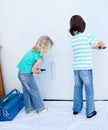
[73,70,96,116]
[18,71,45,113]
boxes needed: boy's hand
[92,41,106,50]
[98,45,106,49]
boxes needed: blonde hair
[32,35,54,57]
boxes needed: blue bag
[0,89,24,121]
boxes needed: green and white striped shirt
[71,32,99,70]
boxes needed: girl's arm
[32,59,42,74]
[92,40,106,50]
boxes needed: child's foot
[39,108,51,114]
[73,111,79,115]
[27,110,36,115]
[87,111,97,118]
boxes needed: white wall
[0,0,108,100]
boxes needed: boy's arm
[92,40,106,50]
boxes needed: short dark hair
[69,15,86,36]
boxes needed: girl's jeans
[18,71,45,113]
[73,70,96,117]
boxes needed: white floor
[0,101,108,130]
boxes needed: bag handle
[0,89,20,105]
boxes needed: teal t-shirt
[17,50,43,73]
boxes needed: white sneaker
[39,108,52,114]
[27,110,36,115]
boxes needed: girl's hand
[32,59,42,74]
[35,68,42,74]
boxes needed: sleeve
[88,34,99,46]
[36,52,44,61]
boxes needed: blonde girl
[17,35,54,114]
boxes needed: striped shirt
[71,32,99,70]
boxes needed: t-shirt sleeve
[37,55,43,60]
[88,34,99,46]
[36,52,44,61]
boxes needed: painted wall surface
[0,0,108,100]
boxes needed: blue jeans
[73,70,96,117]
[18,71,45,113]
